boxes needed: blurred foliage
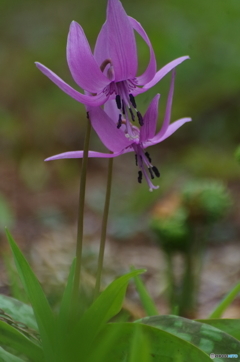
[149,179,233,316]
[150,179,232,252]
[182,180,232,222]
[235,145,240,164]
[0,194,15,232]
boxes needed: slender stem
[72,118,92,308]
[93,157,114,300]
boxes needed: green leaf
[55,258,76,361]
[100,322,212,361]
[58,258,76,325]
[3,252,29,304]
[197,319,240,341]
[0,294,37,330]
[208,282,240,318]
[61,269,145,361]
[130,266,158,316]
[0,320,44,362]
[6,229,55,359]
[128,324,150,362]
[87,323,124,362]
[136,315,240,358]
[0,346,25,362]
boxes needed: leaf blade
[0,320,44,362]
[131,266,158,316]
[136,315,240,358]
[208,282,240,318]
[6,229,55,359]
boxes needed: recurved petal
[35,62,108,106]
[129,16,156,85]
[155,70,175,140]
[89,105,133,152]
[146,117,192,146]
[106,0,138,81]
[67,21,109,93]
[140,94,160,142]
[45,150,123,161]
[133,56,189,96]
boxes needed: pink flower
[36,0,189,130]
[45,71,191,191]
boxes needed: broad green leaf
[0,320,43,362]
[197,319,240,341]
[6,230,55,360]
[208,282,240,318]
[0,346,25,362]
[61,269,145,361]
[87,323,124,362]
[0,294,37,330]
[128,324,150,362]
[99,322,212,361]
[136,315,240,359]
[131,266,158,316]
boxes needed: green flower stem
[93,157,114,300]
[72,118,92,308]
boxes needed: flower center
[133,144,160,191]
[114,81,144,130]
[100,60,144,131]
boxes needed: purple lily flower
[35,0,189,130]
[45,71,191,191]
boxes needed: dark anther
[115,95,121,109]
[122,102,125,115]
[135,154,138,166]
[129,94,137,108]
[117,114,122,129]
[145,152,152,163]
[152,166,160,178]
[86,111,90,119]
[129,108,135,122]
[137,111,144,126]
[138,170,142,183]
[148,168,154,179]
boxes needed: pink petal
[94,22,110,68]
[106,0,138,81]
[45,150,123,161]
[154,70,175,140]
[35,62,108,106]
[89,106,133,152]
[103,98,119,124]
[140,94,160,142]
[133,56,190,96]
[146,117,192,146]
[67,21,109,93]
[129,16,156,85]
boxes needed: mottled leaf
[0,320,43,362]
[0,294,37,330]
[197,319,240,341]
[136,315,240,359]
[99,322,212,361]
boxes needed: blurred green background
[0,0,239,248]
